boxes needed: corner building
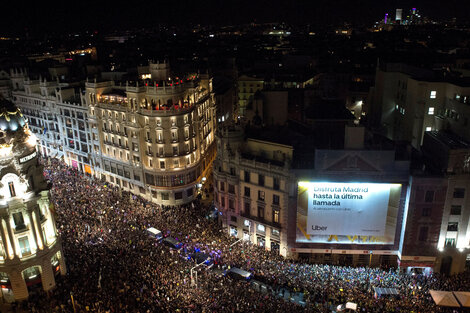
[0,100,66,302]
[85,61,216,205]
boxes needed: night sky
[2,0,470,35]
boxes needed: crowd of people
[20,158,470,312]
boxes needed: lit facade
[85,61,216,204]
[10,68,92,174]
[213,125,292,256]
[0,100,66,302]
[237,75,264,117]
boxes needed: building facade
[10,61,217,205]
[0,100,66,302]
[214,125,292,256]
[371,62,470,149]
[10,68,93,174]
[85,61,216,205]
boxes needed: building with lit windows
[0,100,66,302]
[237,75,264,117]
[214,124,292,256]
[370,62,470,149]
[85,61,216,204]
[10,68,93,174]
[215,123,413,267]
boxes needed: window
[430,91,437,99]
[230,167,236,176]
[257,206,264,219]
[229,199,234,210]
[220,182,225,192]
[228,184,235,194]
[258,175,265,186]
[273,177,280,190]
[422,207,431,217]
[257,224,265,232]
[273,209,280,224]
[453,188,465,198]
[418,227,428,241]
[425,190,434,202]
[244,202,251,214]
[230,216,237,222]
[244,187,250,197]
[221,197,225,207]
[273,194,280,205]
[161,193,169,201]
[426,127,432,132]
[8,182,16,197]
[428,107,435,115]
[244,171,250,182]
[18,237,31,255]
[13,212,25,230]
[450,205,462,215]
[134,174,140,181]
[160,161,165,169]
[445,238,456,247]
[258,190,265,201]
[244,219,250,227]
[175,192,183,200]
[447,222,458,232]
[272,229,280,237]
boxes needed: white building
[0,100,66,302]
[85,61,217,205]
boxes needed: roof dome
[0,98,26,133]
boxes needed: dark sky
[2,0,470,35]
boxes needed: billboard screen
[296,182,402,245]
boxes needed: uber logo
[312,225,328,231]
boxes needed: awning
[429,290,460,307]
[454,291,470,308]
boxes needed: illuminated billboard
[296,182,402,245]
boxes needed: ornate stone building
[0,99,66,302]
[85,61,216,204]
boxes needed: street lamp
[70,292,76,313]
[190,257,211,288]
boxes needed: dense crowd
[20,158,470,312]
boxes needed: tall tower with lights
[0,99,66,302]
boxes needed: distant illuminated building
[396,9,403,23]
[384,13,389,24]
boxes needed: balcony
[240,212,281,229]
[146,151,154,157]
[156,139,165,144]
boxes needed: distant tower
[396,9,403,23]
[0,99,66,302]
[384,13,389,24]
[149,60,171,81]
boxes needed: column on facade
[33,208,44,249]
[9,270,28,301]
[41,257,56,292]
[3,218,17,258]
[27,210,40,252]
[0,218,11,259]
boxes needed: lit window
[428,107,434,115]
[426,127,432,131]
[257,224,265,232]
[430,91,437,99]
[244,220,250,227]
